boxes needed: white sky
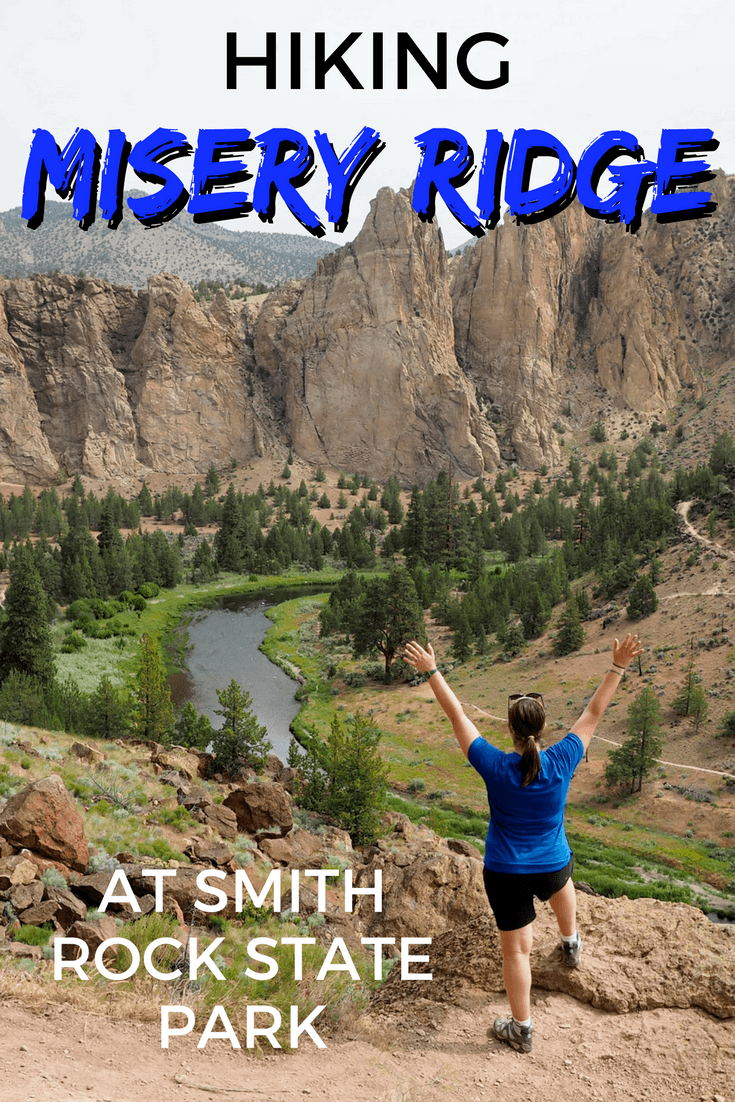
[0,0,731,248]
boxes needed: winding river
[169,585,328,763]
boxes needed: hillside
[0,195,336,288]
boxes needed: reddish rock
[43,886,88,928]
[200,804,238,840]
[0,775,89,872]
[62,916,118,960]
[18,899,59,927]
[223,782,293,838]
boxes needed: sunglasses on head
[508,693,544,708]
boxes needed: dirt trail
[0,993,733,1102]
[676,500,735,565]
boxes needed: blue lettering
[651,128,718,222]
[127,128,192,228]
[252,128,324,237]
[413,128,483,236]
[22,128,100,230]
[504,129,576,223]
[313,126,384,233]
[188,129,254,224]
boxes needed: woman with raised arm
[404,632,644,1054]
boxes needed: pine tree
[604,686,662,793]
[673,643,704,719]
[627,574,658,620]
[129,633,174,743]
[0,551,55,687]
[352,568,425,680]
[173,702,214,749]
[209,680,271,776]
[452,613,474,663]
[84,675,129,740]
[291,713,387,844]
[553,595,585,656]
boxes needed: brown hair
[508,697,546,786]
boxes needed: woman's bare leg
[499,924,534,1021]
[548,877,576,937]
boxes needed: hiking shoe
[492,1016,533,1053]
[561,933,582,968]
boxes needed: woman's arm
[570,632,644,751]
[404,640,481,758]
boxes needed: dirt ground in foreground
[0,992,733,1102]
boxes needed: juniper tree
[352,568,425,681]
[553,595,585,656]
[627,574,658,620]
[0,550,55,687]
[209,680,271,776]
[604,686,662,794]
[129,633,174,743]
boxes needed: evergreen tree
[627,574,658,619]
[353,568,425,680]
[84,675,129,740]
[291,713,387,844]
[553,595,585,656]
[209,680,271,776]
[205,464,221,498]
[129,633,174,743]
[501,616,525,658]
[173,702,214,749]
[604,686,662,793]
[451,612,474,663]
[0,551,55,687]
[673,644,703,718]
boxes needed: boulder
[372,893,735,1020]
[223,782,293,838]
[200,804,238,840]
[62,916,118,960]
[352,849,488,940]
[69,741,105,764]
[150,748,203,781]
[7,881,44,912]
[17,899,60,927]
[0,775,89,873]
[184,839,235,869]
[43,886,88,928]
[0,855,38,889]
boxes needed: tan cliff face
[0,180,729,487]
[254,186,501,485]
[0,272,262,483]
[452,201,698,465]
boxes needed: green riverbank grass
[53,568,344,691]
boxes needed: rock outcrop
[451,201,698,466]
[0,273,264,483]
[254,186,500,485]
[373,894,735,1019]
[0,774,89,872]
[2,178,734,484]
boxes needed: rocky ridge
[1,753,733,1023]
[2,177,734,486]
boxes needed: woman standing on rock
[404,633,644,1054]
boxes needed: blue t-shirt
[467,731,584,874]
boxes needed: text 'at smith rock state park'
[22,125,719,237]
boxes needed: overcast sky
[0,0,730,248]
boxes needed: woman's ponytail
[508,697,545,786]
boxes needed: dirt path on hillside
[0,992,733,1102]
[676,500,735,565]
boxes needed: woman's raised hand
[404,640,436,674]
[612,633,645,670]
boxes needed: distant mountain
[0,194,338,288]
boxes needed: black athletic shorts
[482,854,574,932]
